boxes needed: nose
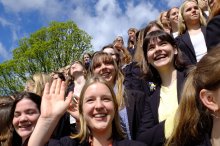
[19,114,28,122]
[95,99,104,110]
[99,63,107,72]
[155,45,161,52]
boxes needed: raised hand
[40,79,72,119]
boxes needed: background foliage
[0,21,92,95]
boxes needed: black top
[47,136,147,146]
[175,26,207,65]
[206,15,220,50]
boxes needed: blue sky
[0,0,183,63]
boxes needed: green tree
[0,21,92,95]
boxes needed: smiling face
[103,48,117,60]
[82,82,115,133]
[147,38,177,71]
[92,54,116,86]
[169,7,179,27]
[183,1,200,24]
[13,98,40,141]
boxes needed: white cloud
[68,0,160,51]
[165,0,184,8]
[0,0,162,52]
[0,17,13,27]
[0,42,11,60]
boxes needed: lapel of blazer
[176,70,186,103]
[150,86,160,122]
[181,32,196,58]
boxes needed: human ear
[200,89,219,111]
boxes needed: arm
[28,79,72,146]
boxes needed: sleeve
[136,96,165,146]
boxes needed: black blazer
[136,70,187,146]
[176,26,207,65]
[206,15,220,50]
[47,136,147,146]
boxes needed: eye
[14,112,20,118]
[148,45,155,51]
[26,109,38,115]
[85,98,95,103]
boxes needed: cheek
[12,118,18,127]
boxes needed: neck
[74,74,85,85]
[158,67,177,87]
[171,23,178,33]
[211,118,220,146]
[91,127,113,146]
[187,22,201,32]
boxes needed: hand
[67,95,79,121]
[40,79,72,120]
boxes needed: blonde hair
[72,75,124,143]
[166,47,220,146]
[25,73,52,96]
[178,0,207,35]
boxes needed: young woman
[127,28,138,58]
[137,30,187,146]
[166,47,220,146]
[167,7,179,38]
[82,53,92,71]
[53,61,87,139]
[11,92,41,146]
[90,52,147,140]
[176,0,207,64]
[28,76,146,146]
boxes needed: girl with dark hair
[11,92,41,146]
[137,30,188,146]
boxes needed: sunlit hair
[89,51,125,108]
[209,0,220,19]
[72,75,125,143]
[134,20,164,67]
[142,30,186,84]
[178,0,207,35]
[166,47,220,146]
[10,92,41,145]
[0,96,14,146]
[25,73,52,96]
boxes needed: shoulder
[114,139,147,146]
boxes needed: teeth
[94,114,106,118]
[155,55,166,60]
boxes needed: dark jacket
[206,15,220,50]
[47,136,147,146]
[176,26,207,65]
[123,62,151,140]
[137,70,187,146]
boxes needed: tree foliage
[0,21,92,95]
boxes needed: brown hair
[166,47,220,146]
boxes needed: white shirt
[190,31,207,62]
